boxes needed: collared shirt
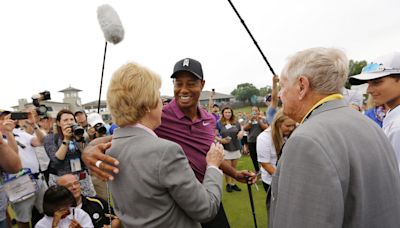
[35,208,93,228]
[12,128,40,174]
[155,99,216,182]
[81,195,115,228]
[128,123,157,138]
[383,105,400,173]
[301,94,344,124]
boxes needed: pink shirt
[155,100,216,182]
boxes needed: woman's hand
[53,208,70,227]
[69,219,82,228]
[62,124,73,141]
[206,143,224,167]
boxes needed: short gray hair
[281,47,348,95]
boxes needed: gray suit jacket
[107,127,222,228]
[269,99,400,228]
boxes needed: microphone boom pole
[227,0,276,76]
[97,41,108,113]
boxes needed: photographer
[87,113,108,141]
[86,113,108,200]
[0,110,22,228]
[43,109,96,197]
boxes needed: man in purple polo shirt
[82,58,256,228]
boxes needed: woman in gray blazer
[104,62,224,228]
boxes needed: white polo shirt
[256,127,277,185]
[383,106,400,172]
[13,128,40,174]
[35,208,93,228]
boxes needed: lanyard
[300,93,344,124]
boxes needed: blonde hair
[271,109,290,156]
[107,62,161,126]
[281,47,348,95]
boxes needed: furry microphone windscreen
[97,4,124,44]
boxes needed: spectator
[86,113,108,201]
[44,109,96,197]
[0,110,22,228]
[215,107,244,192]
[243,106,268,172]
[35,185,93,228]
[266,75,280,124]
[364,96,387,127]
[350,52,400,172]
[57,174,121,228]
[269,47,400,227]
[106,62,224,227]
[257,109,296,209]
[8,109,48,228]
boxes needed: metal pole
[227,0,276,76]
[97,41,108,113]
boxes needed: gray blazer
[269,99,400,228]
[107,127,222,228]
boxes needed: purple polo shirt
[155,99,216,182]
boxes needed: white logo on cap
[183,59,189,67]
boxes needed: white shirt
[256,127,277,185]
[383,105,400,173]
[35,208,93,228]
[13,128,40,174]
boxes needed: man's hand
[82,138,119,181]
[234,170,257,184]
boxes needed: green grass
[233,106,267,116]
[222,155,268,228]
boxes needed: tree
[259,85,272,96]
[231,83,260,103]
[346,59,367,89]
[349,59,367,76]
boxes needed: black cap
[0,109,11,116]
[74,110,86,116]
[171,58,203,80]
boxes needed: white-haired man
[269,47,400,227]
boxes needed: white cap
[349,52,400,85]
[87,113,105,127]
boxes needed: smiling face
[367,75,400,109]
[173,72,205,111]
[57,174,81,202]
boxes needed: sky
[1,0,399,109]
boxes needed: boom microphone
[96,4,125,113]
[97,4,124,44]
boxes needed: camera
[32,91,51,117]
[71,124,84,137]
[10,112,29,120]
[94,123,107,135]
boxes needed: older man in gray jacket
[269,47,400,228]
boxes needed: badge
[93,213,100,220]
[70,158,82,172]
